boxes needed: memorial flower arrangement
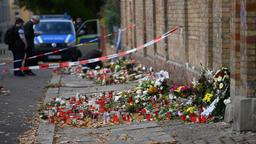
[40,76,175,127]
[86,59,151,85]
[53,65,85,78]
[42,58,230,127]
[169,67,230,122]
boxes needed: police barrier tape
[7,27,178,72]
[0,24,135,66]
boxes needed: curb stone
[36,74,61,144]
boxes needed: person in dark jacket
[75,17,83,32]
[10,18,27,77]
[23,15,40,76]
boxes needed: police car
[34,15,79,61]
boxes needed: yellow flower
[186,106,196,114]
[203,92,213,103]
[148,86,158,94]
[174,86,183,93]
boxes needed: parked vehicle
[76,19,101,58]
[33,15,79,61]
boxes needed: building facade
[0,0,13,43]
[120,0,256,131]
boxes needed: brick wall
[120,0,127,47]
[239,0,256,97]
[155,0,166,58]
[120,0,256,131]
[167,0,187,64]
[212,0,231,70]
[230,0,256,131]
[144,0,155,57]
[230,0,241,97]
[187,0,210,67]
[134,0,145,56]
[120,0,233,83]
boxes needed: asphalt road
[0,65,51,144]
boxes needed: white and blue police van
[34,15,79,61]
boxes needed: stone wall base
[131,53,200,84]
[225,96,256,131]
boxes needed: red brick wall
[230,0,241,97]
[239,0,256,97]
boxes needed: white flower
[185,99,193,105]
[135,99,139,103]
[114,96,121,102]
[169,93,176,100]
[154,80,162,87]
[192,77,197,87]
[217,76,222,82]
[219,83,224,89]
[56,98,61,102]
[136,90,142,95]
[134,95,140,99]
[224,97,231,105]
[60,100,66,105]
[178,111,182,116]
[143,90,148,95]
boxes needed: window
[35,21,75,35]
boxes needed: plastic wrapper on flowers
[169,67,230,122]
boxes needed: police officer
[10,18,27,77]
[75,17,83,32]
[23,15,40,76]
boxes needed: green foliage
[15,0,104,19]
[101,0,120,33]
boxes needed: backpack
[4,26,16,45]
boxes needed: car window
[35,21,75,35]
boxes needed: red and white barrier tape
[0,24,135,67]
[6,27,178,72]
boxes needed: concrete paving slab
[61,75,97,87]
[55,122,176,144]
[44,88,60,103]
[36,121,55,144]
[50,75,61,84]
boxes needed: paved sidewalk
[0,44,12,62]
[0,67,51,144]
[36,73,256,144]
